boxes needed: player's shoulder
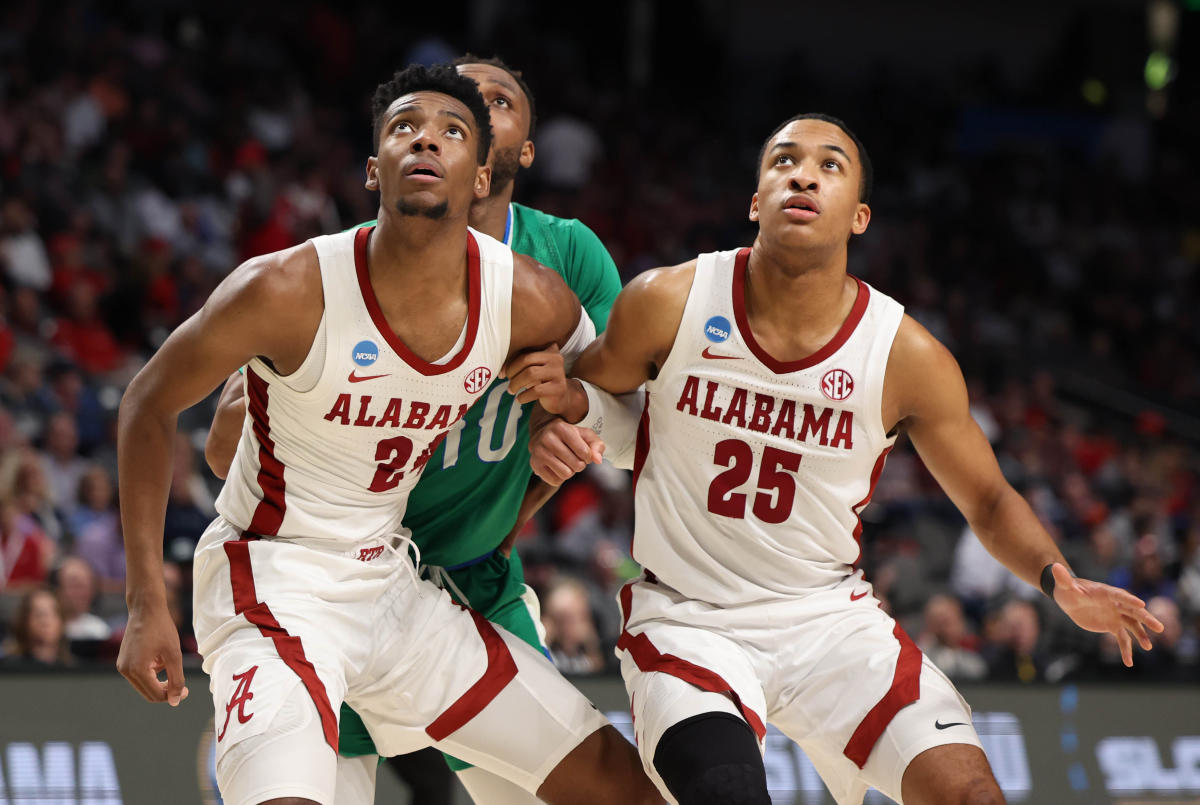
[622,259,697,306]
[510,250,573,306]
[886,313,963,396]
[892,314,954,363]
[229,240,322,309]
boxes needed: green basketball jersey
[354,204,620,566]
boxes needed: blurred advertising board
[0,671,1195,804]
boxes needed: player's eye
[392,120,413,134]
[824,159,841,171]
[775,154,794,165]
[446,127,465,140]
[492,96,510,108]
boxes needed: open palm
[1049,563,1165,667]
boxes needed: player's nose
[410,128,440,153]
[788,168,817,192]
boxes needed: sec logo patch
[821,369,854,401]
[464,366,492,393]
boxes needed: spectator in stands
[55,555,112,643]
[918,593,987,681]
[49,282,126,377]
[542,576,605,675]
[163,431,215,563]
[39,411,88,512]
[0,498,53,591]
[68,464,124,592]
[982,598,1047,683]
[1,587,72,666]
[10,447,63,545]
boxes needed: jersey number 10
[707,440,802,524]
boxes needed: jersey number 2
[707,440,802,523]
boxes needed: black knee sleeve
[652,712,770,805]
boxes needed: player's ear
[519,140,535,169]
[748,192,760,223]
[474,165,491,200]
[851,202,871,235]
[365,156,379,191]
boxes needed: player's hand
[1049,563,1164,668]
[503,345,577,415]
[117,601,190,706]
[530,418,605,485]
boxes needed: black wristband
[1040,563,1058,597]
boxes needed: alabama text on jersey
[632,248,904,604]
[215,226,514,546]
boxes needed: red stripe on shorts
[425,609,518,741]
[617,583,766,742]
[842,622,922,768]
[245,368,287,535]
[224,539,339,753]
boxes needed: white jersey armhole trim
[864,299,906,447]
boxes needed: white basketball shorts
[616,570,982,805]
[193,517,607,805]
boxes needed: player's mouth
[402,159,444,183]
[782,194,820,221]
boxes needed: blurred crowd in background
[0,0,1197,686]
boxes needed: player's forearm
[499,477,558,556]
[117,396,178,607]
[968,485,1069,590]
[205,399,244,479]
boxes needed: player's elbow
[203,423,237,480]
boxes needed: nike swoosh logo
[702,347,741,360]
[849,590,869,601]
[348,371,390,383]
[935,720,968,730]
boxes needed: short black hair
[453,54,538,141]
[757,113,873,203]
[371,63,492,163]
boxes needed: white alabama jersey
[216,225,512,546]
[633,248,905,605]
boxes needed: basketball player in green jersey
[206,56,622,804]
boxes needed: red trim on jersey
[353,225,481,376]
[245,368,286,536]
[843,622,922,768]
[223,539,339,752]
[630,392,650,556]
[425,608,518,741]
[617,582,767,742]
[732,248,870,374]
[851,446,893,568]
[631,391,651,495]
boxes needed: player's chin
[393,195,450,220]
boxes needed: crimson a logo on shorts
[821,368,854,401]
[464,366,493,394]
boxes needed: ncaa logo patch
[704,315,731,343]
[821,369,854,401]
[352,340,380,367]
[464,366,492,394]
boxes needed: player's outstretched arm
[891,316,1163,666]
[117,244,322,704]
[529,261,693,485]
[204,371,247,480]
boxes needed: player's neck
[469,182,515,242]
[369,210,469,290]
[746,238,854,334]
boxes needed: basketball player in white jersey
[528,114,1165,804]
[116,64,660,805]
